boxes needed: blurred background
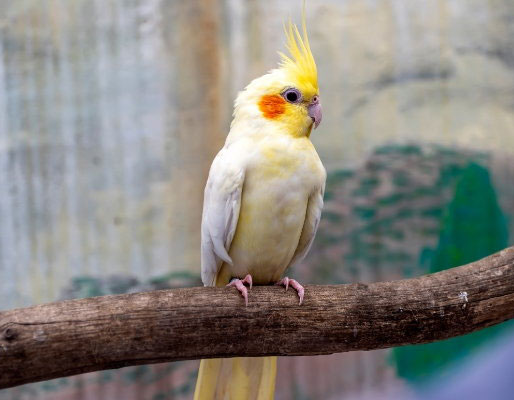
[1,0,514,399]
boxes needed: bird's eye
[282,88,302,104]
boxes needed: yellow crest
[278,6,318,93]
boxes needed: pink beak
[308,95,322,129]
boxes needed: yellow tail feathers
[195,271,277,399]
[194,357,277,400]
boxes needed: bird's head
[231,13,321,139]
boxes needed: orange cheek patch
[258,94,286,119]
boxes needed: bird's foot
[227,274,253,306]
[275,277,305,305]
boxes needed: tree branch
[1,247,514,389]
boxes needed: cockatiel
[194,8,325,400]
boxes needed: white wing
[201,147,245,287]
[287,182,325,270]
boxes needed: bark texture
[1,246,514,389]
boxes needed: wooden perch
[1,247,514,389]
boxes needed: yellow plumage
[195,5,324,400]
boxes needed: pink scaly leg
[227,274,253,306]
[275,277,305,305]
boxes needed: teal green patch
[353,206,376,219]
[419,207,443,218]
[148,270,200,286]
[410,186,441,197]
[323,191,334,201]
[437,164,466,187]
[377,192,406,205]
[326,169,354,185]
[353,176,380,196]
[430,163,509,273]
[395,208,414,218]
[325,169,355,201]
[69,277,104,298]
[375,144,422,155]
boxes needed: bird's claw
[276,277,304,305]
[276,276,290,291]
[227,274,253,306]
